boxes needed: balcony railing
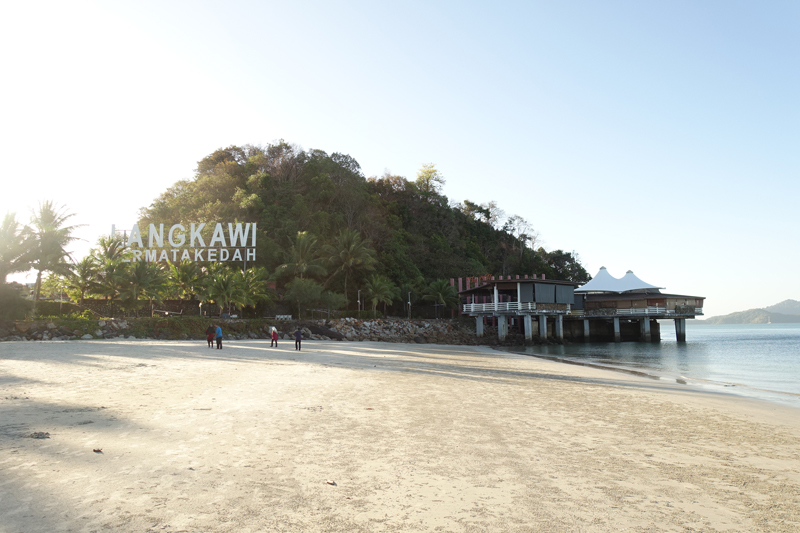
[462,302,569,314]
[462,303,704,316]
[569,307,704,317]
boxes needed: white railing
[571,307,704,317]
[462,302,569,314]
[462,302,537,313]
[464,304,704,316]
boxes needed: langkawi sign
[113,222,257,263]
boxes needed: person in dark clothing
[215,325,223,349]
[294,327,302,351]
[205,324,215,348]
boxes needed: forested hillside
[139,142,589,300]
[0,141,591,320]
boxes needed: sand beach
[1,339,799,532]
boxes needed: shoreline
[2,340,799,532]
[503,346,800,410]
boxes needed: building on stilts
[457,267,704,343]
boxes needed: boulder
[81,334,94,340]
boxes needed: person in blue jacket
[215,324,223,349]
[294,327,302,351]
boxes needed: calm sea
[506,323,800,408]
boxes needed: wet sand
[1,339,799,532]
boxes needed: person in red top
[271,327,278,347]
[205,324,215,348]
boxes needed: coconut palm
[0,212,33,284]
[275,231,327,280]
[236,266,275,316]
[120,262,168,317]
[206,265,246,317]
[324,229,376,308]
[422,279,460,318]
[66,256,98,306]
[28,201,83,308]
[364,274,397,317]
[94,256,129,316]
[167,260,203,300]
[93,235,127,262]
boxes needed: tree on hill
[324,228,377,307]
[415,163,445,196]
[274,231,327,280]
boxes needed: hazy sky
[2,0,798,317]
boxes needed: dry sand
[1,339,799,533]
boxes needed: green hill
[701,301,800,324]
[136,142,590,309]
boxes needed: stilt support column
[476,317,484,337]
[538,315,547,339]
[498,316,508,341]
[583,319,590,341]
[555,315,564,341]
[613,317,621,343]
[640,317,651,342]
[524,315,533,341]
[675,318,686,342]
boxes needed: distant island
[699,299,800,324]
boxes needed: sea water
[506,323,800,408]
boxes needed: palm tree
[324,229,376,308]
[120,262,168,317]
[422,279,460,318]
[94,235,127,262]
[0,212,33,284]
[66,256,98,306]
[236,266,275,316]
[275,231,327,280]
[206,265,246,317]
[28,201,83,310]
[94,257,128,316]
[364,274,397,317]
[167,260,203,300]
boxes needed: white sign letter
[129,224,143,248]
[209,223,226,247]
[190,223,206,247]
[149,224,164,248]
[168,224,186,247]
[227,223,250,247]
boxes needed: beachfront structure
[458,268,704,342]
[459,276,578,342]
[574,267,704,342]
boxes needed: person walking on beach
[205,324,215,348]
[270,327,278,347]
[215,324,223,349]
[294,327,302,351]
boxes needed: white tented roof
[575,267,664,293]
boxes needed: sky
[1,0,798,318]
